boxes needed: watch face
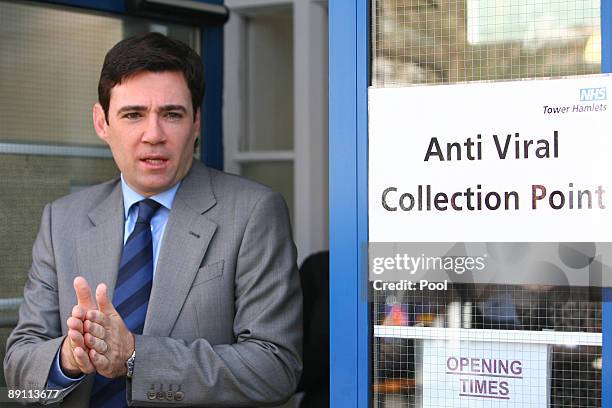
[126,351,135,377]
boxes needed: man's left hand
[83,283,135,378]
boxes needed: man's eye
[123,112,141,120]
[166,112,183,120]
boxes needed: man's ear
[194,108,201,136]
[194,108,201,142]
[93,103,108,141]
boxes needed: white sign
[422,338,550,407]
[369,75,612,242]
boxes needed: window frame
[224,0,329,265]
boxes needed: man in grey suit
[4,33,302,407]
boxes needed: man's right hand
[60,277,97,376]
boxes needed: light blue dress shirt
[47,176,180,388]
[121,175,180,274]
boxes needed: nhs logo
[580,87,607,101]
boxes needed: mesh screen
[372,0,600,87]
[372,286,602,407]
[371,0,602,406]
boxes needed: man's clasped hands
[60,277,135,379]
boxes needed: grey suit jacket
[4,161,303,407]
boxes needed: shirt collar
[120,175,181,219]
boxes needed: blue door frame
[601,2,612,407]
[329,0,369,407]
[37,0,224,170]
[330,0,612,406]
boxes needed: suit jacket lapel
[144,162,217,336]
[76,180,124,296]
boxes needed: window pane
[0,0,199,146]
[241,8,294,151]
[467,0,599,45]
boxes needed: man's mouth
[140,156,169,168]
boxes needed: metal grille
[371,2,602,405]
[372,285,602,407]
[372,0,601,87]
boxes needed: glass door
[369,1,604,407]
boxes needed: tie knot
[136,199,161,223]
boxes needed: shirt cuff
[47,348,84,389]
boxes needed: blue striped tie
[90,199,161,408]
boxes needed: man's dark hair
[98,32,204,124]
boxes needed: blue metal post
[601,24,612,408]
[356,0,370,406]
[329,0,369,406]
[601,1,611,405]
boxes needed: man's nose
[141,115,166,144]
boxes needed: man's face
[93,71,199,197]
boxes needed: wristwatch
[126,349,136,378]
